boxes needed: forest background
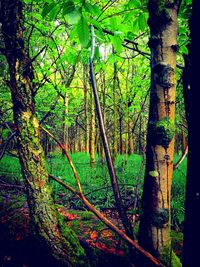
[0,0,199,267]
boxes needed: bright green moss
[150,117,175,148]
[56,210,90,267]
[161,243,182,267]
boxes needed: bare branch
[49,174,165,267]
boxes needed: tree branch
[49,174,165,267]
[173,145,188,170]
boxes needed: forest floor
[0,187,134,267]
[0,153,185,266]
[0,186,183,267]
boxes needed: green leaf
[110,35,123,54]
[127,31,136,40]
[42,2,56,18]
[84,2,101,16]
[180,45,188,55]
[109,17,118,31]
[185,0,192,4]
[94,46,101,60]
[138,13,146,32]
[124,10,138,22]
[62,1,75,16]
[77,16,90,48]
[128,0,141,8]
[49,5,60,21]
[132,19,139,32]
[67,8,81,24]
[63,51,77,65]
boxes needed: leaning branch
[89,25,133,240]
[40,126,83,194]
[49,174,165,267]
[41,124,165,266]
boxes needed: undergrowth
[0,152,186,230]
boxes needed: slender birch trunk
[138,1,181,265]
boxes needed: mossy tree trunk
[0,1,89,266]
[138,0,181,266]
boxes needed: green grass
[0,152,186,228]
[0,155,22,183]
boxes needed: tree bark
[113,60,118,163]
[63,93,69,152]
[89,85,95,167]
[0,1,89,266]
[83,64,89,153]
[138,0,181,265]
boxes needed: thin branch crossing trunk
[89,58,133,240]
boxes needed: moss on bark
[1,1,90,266]
[161,243,182,267]
[149,117,175,148]
[151,208,169,228]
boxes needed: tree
[138,0,182,265]
[183,0,200,266]
[112,58,118,162]
[0,0,89,266]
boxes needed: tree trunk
[138,0,181,265]
[113,59,118,163]
[83,64,89,153]
[128,122,134,154]
[63,93,69,152]
[119,116,124,154]
[183,1,200,265]
[100,69,106,161]
[89,86,95,167]
[0,1,89,266]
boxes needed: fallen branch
[41,125,165,266]
[0,183,23,189]
[50,174,165,267]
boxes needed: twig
[0,183,23,189]
[173,145,188,170]
[0,132,16,160]
[40,126,83,194]
[28,45,47,66]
